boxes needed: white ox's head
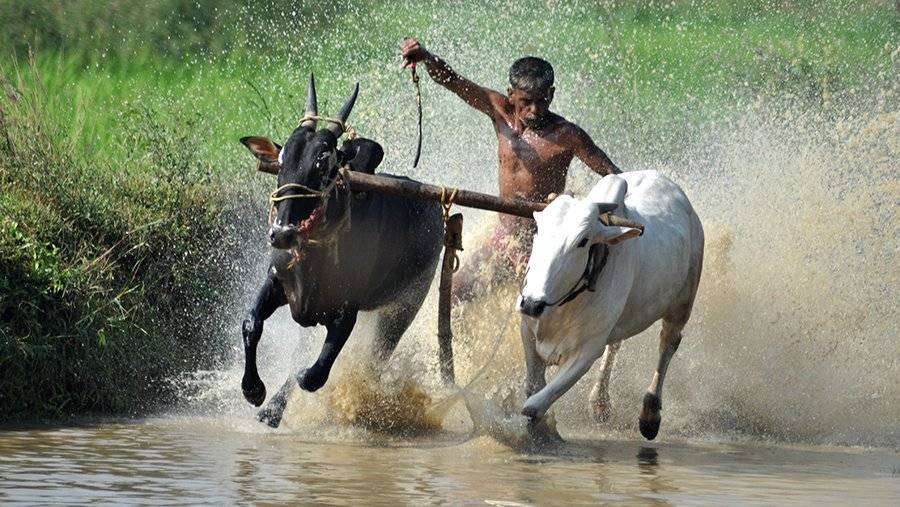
[517,195,642,317]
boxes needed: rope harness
[544,244,609,306]
[268,167,351,267]
[439,186,460,273]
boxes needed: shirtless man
[401,38,621,299]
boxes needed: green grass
[0,0,896,421]
[0,59,256,420]
[4,1,896,158]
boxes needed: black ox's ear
[340,137,384,174]
[240,136,281,164]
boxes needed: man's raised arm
[401,37,505,118]
[571,124,621,176]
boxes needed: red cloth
[487,223,534,272]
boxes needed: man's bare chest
[497,126,572,165]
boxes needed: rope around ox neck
[298,115,358,139]
[268,169,351,267]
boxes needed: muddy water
[1,418,897,505]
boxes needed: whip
[410,62,423,167]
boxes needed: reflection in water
[634,446,679,505]
[637,446,660,468]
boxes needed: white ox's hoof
[521,396,547,420]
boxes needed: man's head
[508,56,555,129]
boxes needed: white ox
[517,171,704,440]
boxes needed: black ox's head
[241,74,383,249]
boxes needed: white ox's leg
[588,341,622,423]
[522,342,605,420]
[639,320,684,440]
[520,320,546,397]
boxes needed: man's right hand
[401,37,430,68]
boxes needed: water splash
[325,365,441,435]
[174,1,899,448]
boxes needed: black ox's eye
[577,237,588,248]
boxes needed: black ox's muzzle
[268,224,297,249]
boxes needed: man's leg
[452,228,504,303]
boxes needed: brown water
[1,417,897,505]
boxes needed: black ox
[239,75,442,427]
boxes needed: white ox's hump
[535,194,578,228]
[587,174,628,211]
[598,170,694,221]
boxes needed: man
[401,38,621,299]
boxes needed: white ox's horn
[595,202,618,215]
[596,202,645,235]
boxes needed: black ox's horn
[301,73,318,128]
[327,82,359,136]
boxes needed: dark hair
[509,56,554,92]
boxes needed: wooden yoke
[344,171,544,219]
[254,163,643,385]
[258,163,643,230]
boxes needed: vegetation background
[0,0,896,421]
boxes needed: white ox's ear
[593,223,642,245]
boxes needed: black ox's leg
[257,307,358,429]
[241,273,286,407]
[371,300,424,363]
[298,307,358,392]
[257,375,298,428]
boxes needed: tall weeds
[0,59,248,421]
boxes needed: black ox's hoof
[297,367,328,392]
[257,406,283,428]
[639,392,662,441]
[521,405,540,420]
[527,417,565,446]
[242,379,266,407]
[639,417,661,441]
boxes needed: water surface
[1,417,897,505]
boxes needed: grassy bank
[0,60,256,420]
[0,0,896,421]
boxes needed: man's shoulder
[552,115,585,133]
[490,90,512,110]
[549,115,589,142]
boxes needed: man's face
[508,86,554,129]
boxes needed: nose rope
[268,183,324,226]
[269,168,352,268]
